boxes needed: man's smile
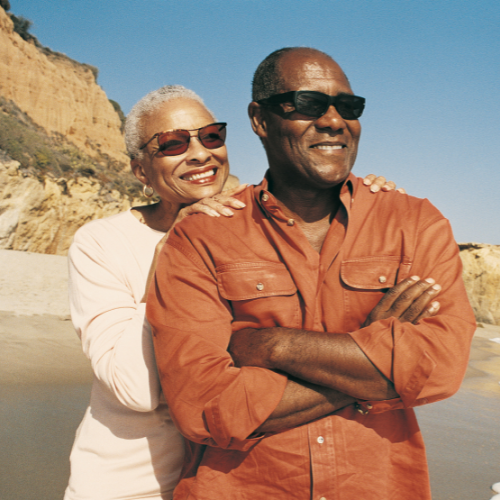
[310,144,345,150]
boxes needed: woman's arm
[69,226,163,412]
[69,186,248,412]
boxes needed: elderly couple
[64,47,475,500]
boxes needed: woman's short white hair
[124,85,213,160]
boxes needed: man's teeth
[183,169,215,181]
[312,145,344,150]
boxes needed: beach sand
[0,249,499,500]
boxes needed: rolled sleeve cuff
[203,367,288,450]
[350,319,437,411]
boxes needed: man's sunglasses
[257,91,365,120]
[139,122,227,157]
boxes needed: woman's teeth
[183,169,215,181]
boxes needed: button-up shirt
[147,174,475,500]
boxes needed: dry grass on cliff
[0,96,145,201]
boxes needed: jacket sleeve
[147,234,288,451]
[349,216,476,414]
[68,228,161,412]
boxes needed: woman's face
[137,98,229,206]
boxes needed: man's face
[259,51,361,190]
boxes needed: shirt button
[317,436,324,444]
[287,219,295,226]
[355,403,369,415]
[256,283,264,291]
[379,276,387,284]
[261,193,269,202]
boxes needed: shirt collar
[253,171,357,220]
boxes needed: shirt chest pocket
[216,262,299,327]
[340,256,407,330]
[341,256,404,290]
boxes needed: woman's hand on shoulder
[142,184,249,302]
[177,184,248,221]
[362,174,406,194]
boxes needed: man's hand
[362,276,441,328]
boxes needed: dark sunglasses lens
[199,124,226,149]
[157,130,190,156]
[295,94,328,117]
[336,96,365,120]
[295,93,364,119]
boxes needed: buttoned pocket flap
[341,256,401,290]
[217,262,297,301]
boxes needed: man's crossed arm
[229,276,441,433]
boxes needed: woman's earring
[143,185,154,198]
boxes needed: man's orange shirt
[148,174,475,500]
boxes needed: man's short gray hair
[125,85,211,160]
[251,47,337,103]
[251,48,296,103]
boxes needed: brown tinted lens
[199,123,226,149]
[157,130,191,156]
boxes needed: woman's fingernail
[410,276,420,282]
[222,208,234,216]
[363,178,371,185]
[234,201,246,208]
[371,185,380,193]
[425,278,435,284]
[431,284,441,291]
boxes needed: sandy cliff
[459,243,500,326]
[0,151,134,255]
[0,7,128,164]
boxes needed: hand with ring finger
[176,184,248,222]
[362,275,441,328]
[363,174,406,194]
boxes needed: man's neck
[268,178,343,253]
[268,176,342,222]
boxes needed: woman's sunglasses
[257,91,365,120]
[139,122,227,157]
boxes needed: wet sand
[1,249,499,500]
[416,323,500,500]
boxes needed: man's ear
[131,158,150,186]
[248,102,268,139]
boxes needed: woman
[64,85,401,500]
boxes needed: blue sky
[10,0,500,243]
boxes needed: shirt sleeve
[147,234,288,451]
[349,216,476,414]
[68,228,161,412]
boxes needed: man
[147,47,475,499]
